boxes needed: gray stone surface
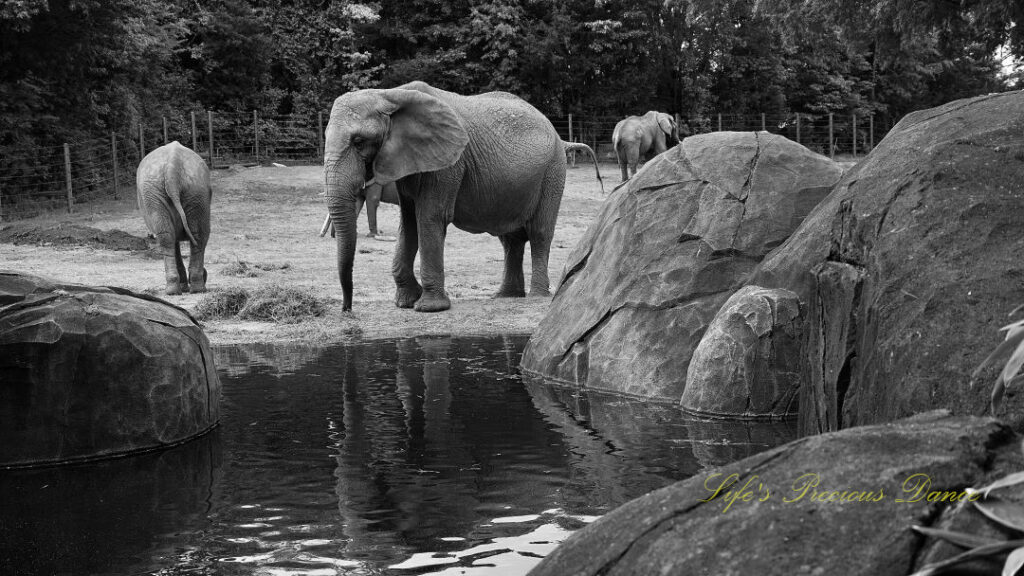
[529,411,1018,576]
[681,285,801,418]
[0,271,221,467]
[521,131,842,400]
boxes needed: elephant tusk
[362,177,376,189]
[319,213,333,237]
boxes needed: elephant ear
[657,113,675,136]
[374,89,469,184]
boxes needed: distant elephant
[319,181,399,240]
[136,141,211,295]
[612,111,680,181]
[323,80,601,312]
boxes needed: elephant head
[323,87,470,311]
[649,111,680,146]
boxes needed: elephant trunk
[324,156,362,311]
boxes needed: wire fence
[0,109,892,221]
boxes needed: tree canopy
[1,0,1020,148]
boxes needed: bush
[194,285,327,323]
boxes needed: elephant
[136,141,211,295]
[319,181,399,240]
[322,80,601,312]
[612,111,680,181]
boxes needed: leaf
[1001,335,1024,385]
[994,377,1008,414]
[913,525,1001,549]
[1005,547,1024,576]
[976,499,1024,533]
[977,473,1024,499]
[972,329,1024,381]
[910,539,1024,576]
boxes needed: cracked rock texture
[528,411,1018,576]
[681,285,802,418]
[747,90,1024,432]
[0,271,221,467]
[520,131,842,401]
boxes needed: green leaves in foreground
[910,471,1024,576]
[972,306,1024,414]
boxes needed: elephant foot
[395,284,423,308]
[190,284,207,294]
[165,283,185,296]
[493,288,526,298]
[414,292,451,312]
[528,288,551,298]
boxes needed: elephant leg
[410,174,458,313]
[616,149,629,182]
[187,241,207,293]
[161,237,187,295]
[626,146,641,177]
[525,164,564,297]
[365,185,382,237]
[392,195,422,308]
[355,194,370,237]
[495,230,527,298]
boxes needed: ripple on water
[0,335,796,576]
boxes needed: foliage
[0,0,1020,154]
[972,306,1024,415]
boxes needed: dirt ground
[0,161,614,344]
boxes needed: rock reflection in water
[0,335,795,575]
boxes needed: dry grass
[195,284,328,323]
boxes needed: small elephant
[136,141,211,295]
[612,111,680,181]
[319,181,399,240]
[322,81,601,312]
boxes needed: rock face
[520,131,842,401]
[680,285,801,418]
[0,271,221,467]
[529,411,1021,576]
[745,90,1024,431]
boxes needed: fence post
[207,110,214,168]
[317,111,324,160]
[796,114,801,144]
[191,111,198,151]
[828,113,834,159]
[111,132,119,200]
[138,123,144,159]
[64,143,73,213]
[869,115,874,150]
[253,110,260,165]
[852,113,857,157]
[568,113,576,167]
[761,112,766,132]
[717,113,722,132]
[163,116,168,144]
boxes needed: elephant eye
[351,135,366,146]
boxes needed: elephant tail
[563,141,605,194]
[165,170,200,247]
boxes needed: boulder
[521,131,842,401]
[0,271,221,467]
[745,90,1024,431]
[680,285,801,418]
[529,411,1022,576]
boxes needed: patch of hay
[220,260,291,277]
[194,284,327,324]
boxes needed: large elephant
[136,141,211,295]
[323,81,600,312]
[612,111,679,181]
[319,181,399,240]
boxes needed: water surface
[0,335,796,575]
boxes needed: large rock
[529,411,1022,576]
[745,90,1024,431]
[521,131,842,401]
[680,285,801,418]
[0,271,221,467]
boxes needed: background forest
[0,0,1021,150]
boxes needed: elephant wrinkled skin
[612,111,679,181]
[323,81,597,313]
[137,141,212,295]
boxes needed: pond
[0,335,797,575]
